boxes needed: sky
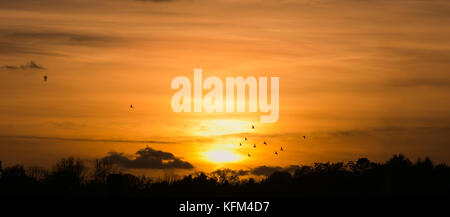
[0,0,450,175]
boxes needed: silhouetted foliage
[27,166,49,181]
[45,157,86,195]
[93,158,117,184]
[1,154,450,197]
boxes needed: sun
[202,148,242,163]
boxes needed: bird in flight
[280,147,284,151]
[253,144,256,148]
[244,137,248,141]
[264,141,267,145]
[239,143,242,146]
[303,136,306,139]
[43,75,47,82]
[248,153,251,157]
[252,124,255,129]
[130,104,133,109]
[275,151,278,155]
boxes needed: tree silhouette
[1,154,450,197]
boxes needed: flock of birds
[42,75,308,160]
[242,124,306,158]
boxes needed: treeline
[1,154,449,197]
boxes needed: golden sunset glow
[202,148,242,164]
[195,119,253,137]
[1,0,450,176]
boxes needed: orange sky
[1,0,450,174]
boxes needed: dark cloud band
[1,61,45,70]
[0,135,174,144]
[101,147,194,169]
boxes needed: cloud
[312,126,450,138]
[0,42,62,56]
[135,0,172,2]
[209,165,303,177]
[0,29,121,56]
[316,130,371,137]
[0,135,174,144]
[210,168,249,176]
[1,30,118,47]
[1,61,45,70]
[384,77,450,88]
[101,147,194,169]
[250,165,301,176]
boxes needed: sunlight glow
[202,148,242,163]
[196,119,252,136]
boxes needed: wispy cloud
[1,30,119,47]
[135,0,172,2]
[0,135,175,144]
[0,42,63,56]
[1,61,45,70]
[0,29,121,57]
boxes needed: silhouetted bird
[280,147,284,151]
[239,143,242,146]
[264,141,267,145]
[43,75,47,82]
[253,144,256,148]
[275,151,278,155]
[248,153,251,157]
[130,104,133,109]
[252,124,255,129]
[245,137,248,141]
[303,136,306,139]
